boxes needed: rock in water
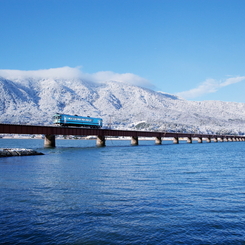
[0,148,44,157]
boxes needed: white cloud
[0,67,83,80]
[220,76,245,87]
[176,76,245,99]
[87,71,154,89]
[0,66,154,89]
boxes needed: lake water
[1,138,245,244]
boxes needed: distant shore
[0,136,174,141]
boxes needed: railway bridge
[0,123,244,147]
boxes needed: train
[53,113,103,128]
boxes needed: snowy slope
[1,76,245,135]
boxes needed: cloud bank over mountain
[2,67,244,101]
[0,67,154,89]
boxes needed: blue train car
[53,113,103,128]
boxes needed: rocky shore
[0,148,44,157]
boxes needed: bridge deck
[0,123,244,139]
[0,123,244,147]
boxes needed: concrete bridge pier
[206,138,211,143]
[213,138,218,142]
[187,137,192,143]
[44,134,56,148]
[131,136,139,146]
[173,137,179,144]
[155,137,162,145]
[197,137,203,143]
[96,135,106,147]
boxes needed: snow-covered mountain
[1,76,245,135]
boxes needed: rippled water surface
[1,138,245,244]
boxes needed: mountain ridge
[0,76,245,135]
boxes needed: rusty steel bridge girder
[0,124,244,147]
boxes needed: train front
[53,113,62,125]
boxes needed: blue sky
[1,0,245,102]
